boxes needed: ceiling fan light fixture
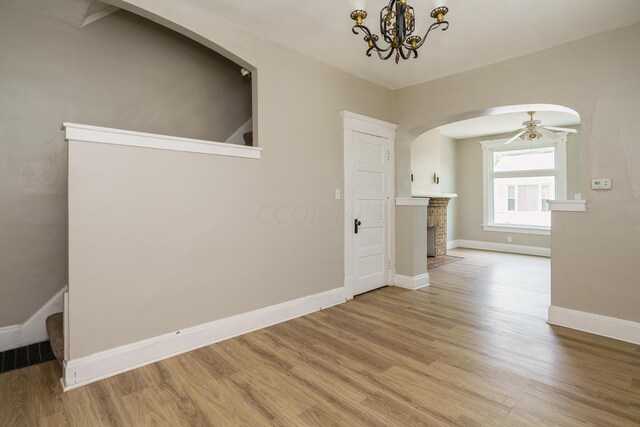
[504,111,577,145]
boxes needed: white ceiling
[437,110,580,140]
[184,0,640,90]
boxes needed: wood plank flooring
[2,249,639,426]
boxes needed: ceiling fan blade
[541,126,578,133]
[504,130,526,145]
[538,127,561,139]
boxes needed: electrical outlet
[507,236,512,243]
[591,178,612,190]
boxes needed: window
[481,136,567,235]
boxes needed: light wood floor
[2,249,639,426]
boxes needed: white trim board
[394,273,430,290]
[341,111,397,139]
[548,200,587,212]
[481,224,550,236]
[0,287,67,352]
[395,197,430,206]
[62,287,346,391]
[548,305,640,346]
[457,240,550,257]
[63,123,261,159]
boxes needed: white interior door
[352,131,390,295]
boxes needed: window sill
[63,123,261,159]
[482,224,551,236]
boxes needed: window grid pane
[493,146,555,173]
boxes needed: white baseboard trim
[394,273,430,290]
[0,326,21,352]
[0,287,67,352]
[62,287,346,391]
[548,305,640,346]
[447,240,460,250]
[457,240,550,257]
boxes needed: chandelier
[350,0,450,64]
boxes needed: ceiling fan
[505,111,577,145]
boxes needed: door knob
[354,219,362,234]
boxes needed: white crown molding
[548,200,586,212]
[394,273,430,290]
[0,287,67,352]
[548,305,640,346]
[63,123,262,159]
[62,287,346,391]
[457,240,550,257]
[395,197,430,206]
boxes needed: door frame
[342,111,397,300]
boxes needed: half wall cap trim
[63,123,261,159]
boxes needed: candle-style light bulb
[349,0,366,11]
[429,0,447,9]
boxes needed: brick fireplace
[427,197,452,257]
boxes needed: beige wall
[395,23,640,323]
[410,129,457,241]
[67,0,394,358]
[439,136,457,241]
[453,126,581,248]
[395,206,427,277]
[0,6,251,327]
[411,129,441,194]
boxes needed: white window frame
[480,135,567,236]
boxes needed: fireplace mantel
[412,191,458,199]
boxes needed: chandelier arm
[381,48,396,61]
[413,21,449,50]
[366,41,394,57]
[398,46,411,61]
[352,24,371,36]
[353,24,394,55]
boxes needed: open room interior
[1,0,639,425]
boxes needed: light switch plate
[335,189,341,200]
[591,178,612,190]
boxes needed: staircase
[45,313,64,365]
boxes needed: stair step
[243,131,253,146]
[45,313,64,364]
